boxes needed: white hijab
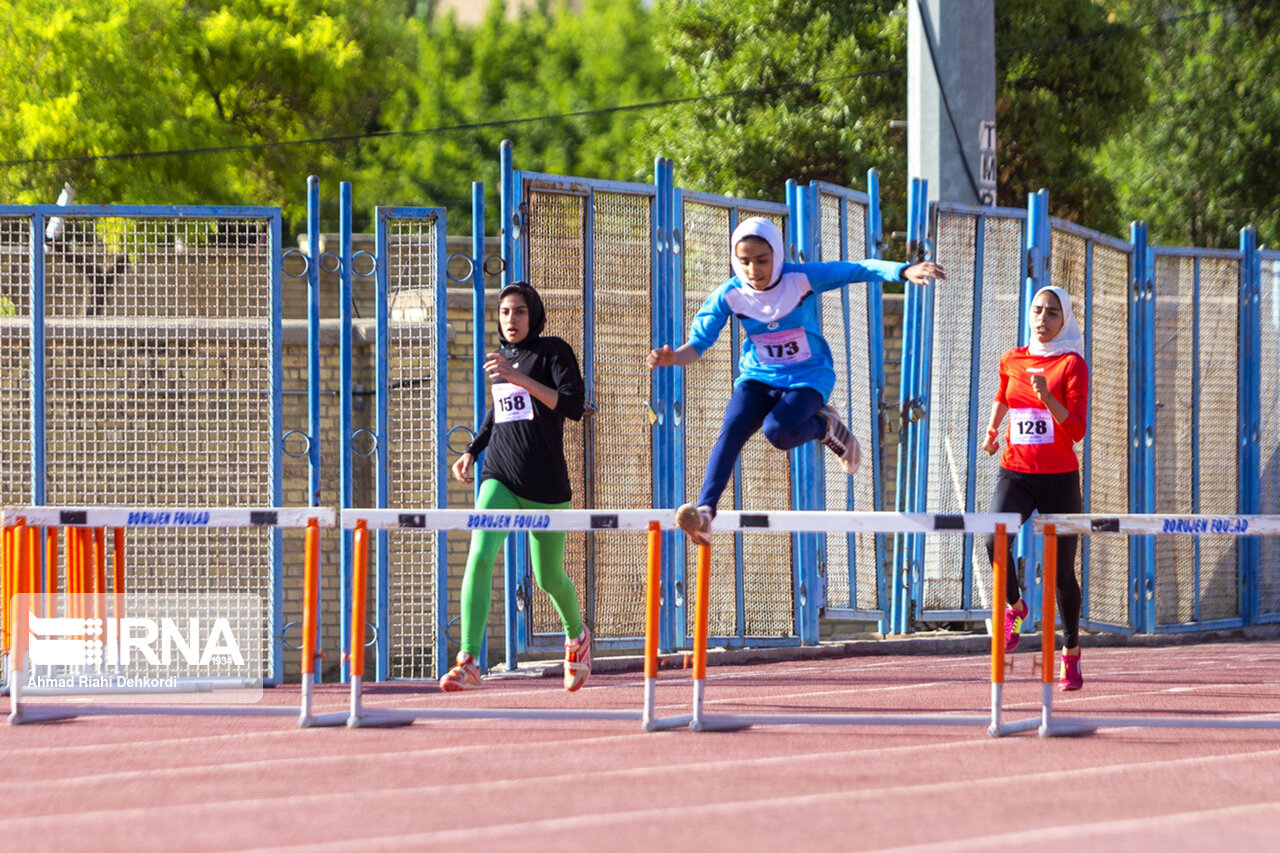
[1028,285,1085,358]
[730,217,786,288]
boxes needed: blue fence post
[303,177,323,682]
[652,156,679,652]
[668,173,689,653]
[497,140,529,669]
[891,177,924,634]
[468,182,488,670]
[1021,189,1049,627]
[865,169,891,632]
[1239,226,1261,623]
[338,181,354,683]
[1129,221,1156,631]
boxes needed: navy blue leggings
[696,380,826,512]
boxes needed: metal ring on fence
[282,429,313,459]
[446,252,476,284]
[351,250,377,278]
[319,251,341,274]
[446,425,476,455]
[350,428,379,458]
[281,621,304,652]
[364,620,378,648]
[281,248,310,278]
[671,227,682,255]
[511,211,522,240]
[482,254,506,277]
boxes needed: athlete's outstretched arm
[647,343,700,369]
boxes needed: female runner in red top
[982,285,1089,690]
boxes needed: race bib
[492,383,534,423]
[751,327,812,366]
[1009,408,1054,445]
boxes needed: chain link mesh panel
[588,190,654,638]
[817,192,880,613]
[680,201,795,640]
[1151,253,1240,626]
[524,189,589,642]
[0,216,32,507]
[1083,241,1134,626]
[40,213,277,678]
[1049,227,1099,624]
[680,201,739,637]
[924,210,1024,614]
[385,215,442,678]
[1261,253,1280,617]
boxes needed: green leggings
[459,478,583,657]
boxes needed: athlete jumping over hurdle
[648,216,944,544]
[982,285,1089,691]
[443,282,592,692]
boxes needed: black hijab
[496,281,547,348]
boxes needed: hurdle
[342,508,1030,735]
[1034,514,1280,737]
[343,509,686,729]
[680,511,1030,735]
[1,506,345,727]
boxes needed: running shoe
[564,625,592,692]
[1058,652,1083,691]
[675,503,713,547]
[438,652,483,692]
[818,405,861,476]
[1004,600,1029,652]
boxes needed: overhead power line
[1,0,1272,170]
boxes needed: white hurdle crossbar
[1033,514,1280,737]
[341,508,1031,735]
[1,506,345,727]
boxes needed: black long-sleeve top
[465,335,585,504]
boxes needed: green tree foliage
[640,0,907,217]
[355,0,672,232]
[0,0,413,226]
[994,1,1146,233]
[1097,1,1280,246]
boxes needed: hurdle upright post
[1038,523,1058,736]
[689,541,712,732]
[299,518,320,724]
[347,519,369,727]
[641,521,661,730]
[988,523,1008,736]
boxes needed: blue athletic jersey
[685,260,907,399]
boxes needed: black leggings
[984,467,1082,649]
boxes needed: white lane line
[227,744,1280,852]
[863,798,1280,853]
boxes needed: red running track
[3,641,1280,851]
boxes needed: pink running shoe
[438,652,483,692]
[1058,652,1083,691]
[564,625,592,692]
[1004,600,1029,652]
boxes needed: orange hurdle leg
[1039,524,1059,733]
[690,541,711,729]
[641,521,662,729]
[45,527,59,618]
[347,520,369,726]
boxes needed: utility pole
[907,0,997,207]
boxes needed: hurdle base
[690,715,753,733]
[641,714,693,732]
[988,717,1041,737]
[9,706,84,725]
[347,709,417,728]
[298,711,349,728]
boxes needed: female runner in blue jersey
[648,217,943,544]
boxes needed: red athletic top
[994,348,1089,473]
